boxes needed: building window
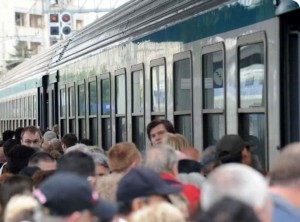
[15,12,26,26]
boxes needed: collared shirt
[272,193,300,222]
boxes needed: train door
[37,75,49,132]
[47,72,59,130]
[280,9,300,146]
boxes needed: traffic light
[60,12,72,36]
[49,13,60,37]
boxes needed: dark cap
[33,172,117,220]
[216,135,248,163]
[117,167,182,202]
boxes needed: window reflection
[203,114,225,147]
[69,87,75,117]
[239,113,265,170]
[174,59,191,111]
[116,75,126,114]
[151,65,166,112]
[101,79,110,115]
[78,84,85,116]
[239,43,264,108]
[60,89,66,117]
[132,70,144,113]
[203,51,224,109]
[89,81,97,115]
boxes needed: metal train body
[1,0,300,170]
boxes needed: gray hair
[92,153,109,167]
[65,144,108,167]
[201,163,269,211]
[144,144,178,173]
[65,143,90,154]
[177,173,206,189]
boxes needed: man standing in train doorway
[146,119,176,145]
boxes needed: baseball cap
[216,135,249,163]
[33,172,117,220]
[117,167,182,202]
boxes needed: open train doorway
[280,8,300,146]
[37,75,49,132]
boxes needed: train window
[33,95,37,119]
[150,58,166,119]
[78,82,86,140]
[78,83,86,116]
[100,75,111,150]
[237,32,267,170]
[116,74,126,114]
[68,84,76,134]
[173,51,193,143]
[60,88,66,117]
[59,87,66,136]
[131,64,145,150]
[89,81,97,116]
[28,96,33,119]
[88,79,97,145]
[68,86,75,117]
[115,69,127,142]
[132,70,144,113]
[239,43,264,108]
[202,44,226,147]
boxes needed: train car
[1,0,300,170]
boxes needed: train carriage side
[46,0,283,170]
[3,0,300,171]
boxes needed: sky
[74,0,131,10]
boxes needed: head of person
[107,142,141,173]
[14,127,24,142]
[50,138,63,154]
[4,194,42,222]
[178,159,202,174]
[0,175,33,209]
[201,146,220,177]
[198,197,260,222]
[28,152,57,171]
[216,135,251,165]
[21,126,42,149]
[130,202,185,222]
[6,145,37,174]
[2,130,14,142]
[32,169,56,188]
[144,144,178,176]
[162,133,190,151]
[92,153,110,177]
[18,166,40,178]
[61,133,78,152]
[3,139,21,157]
[52,124,59,136]
[116,167,182,218]
[80,138,93,146]
[57,151,95,179]
[180,147,201,161]
[43,131,57,143]
[269,142,300,187]
[33,172,117,222]
[0,146,6,164]
[177,172,205,190]
[147,119,176,145]
[201,163,272,222]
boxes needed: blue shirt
[272,194,300,222]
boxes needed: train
[0,0,300,171]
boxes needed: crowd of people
[0,119,299,222]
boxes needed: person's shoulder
[272,194,300,222]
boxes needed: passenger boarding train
[0,0,300,170]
